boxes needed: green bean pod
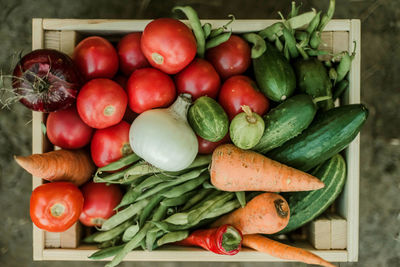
[259,22,284,41]
[201,199,241,220]
[235,191,246,208]
[295,31,309,42]
[157,231,189,247]
[161,172,209,198]
[164,212,189,225]
[329,67,338,82]
[202,181,216,189]
[93,219,133,243]
[275,37,284,52]
[139,191,167,226]
[89,244,125,260]
[241,33,266,59]
[189,190,222,210]
[97,153,141,173]
[333,79,349,101]
[172,6,205,58]
[282,27,298,58]
[101,198,149,231]
[160,191,197,207]
[187,192,233,224]
[310,31,321,49]
[209,14,235,38]
[296,43,309,60]
[288,1,300,19]
[205,31,232,50]
[202,23,212,39]
[318,0,336,32]
[122,223,140,242]
[145,204,168,250]
[306,11,321,35]
[287,10,317,29]
[336,53,352,82]
[306,48,330,57]
[181,188,213,211]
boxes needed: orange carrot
[15,149,95,186]
[211,193,290,234]
[210,144,324,192]
[243,234,336,267]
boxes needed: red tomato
[141,18,197,74]
[79,181,123,227]
[219,75,270,120]
[206,35,251,80]
[30,182,84,232]
[73,36,119,80]
[90,121,132,168]
[46,106,93,149]
[127,68,176,113]
[175,58,221,100]
[197,133,230,155]
[77,79,127,129]
[117,32,150,76]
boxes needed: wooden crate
[31,18,361,262]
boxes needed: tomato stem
[51,203,65,217]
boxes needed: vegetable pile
[6,1,368,266]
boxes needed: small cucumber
[293,57,334,110]
[278,154,347,234]
[230,106,265,149]
[253,42,296,102]
[253,94,317,154]
[188,96,229,142]
[267,104,368,171]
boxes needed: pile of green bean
[86,154,253,267]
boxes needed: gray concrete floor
[0,0,399,266]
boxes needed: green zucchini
[253,42,296,102]
[188,96,229,142]
[293,57,334,110]
[253,94,317,154]
[278,154,347,234]
[267,104,368,171]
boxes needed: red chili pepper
[175,224,243,255]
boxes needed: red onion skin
[12,49,82,112]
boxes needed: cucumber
[253,42,296,102]
[230,106,265,150]
[278,154,347,234]
[267,104,368,171]
[188,96,229,142]
[293,57,334,110]
[253,94,317,154]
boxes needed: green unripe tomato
[229,105,265,149]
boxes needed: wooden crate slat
[308,215,332,249]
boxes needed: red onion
[11,49,82,112]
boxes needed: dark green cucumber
[267,104,368,171]
[188,96,229,142]
[253,42,296,102]
[293,57,334,110]
[253,94,317,154]
[278,154,347,234]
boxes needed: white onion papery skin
[129,108,198,172]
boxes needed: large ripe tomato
[206,35,251,80]
[73,36,119,80]
[77,79,127,129]
[91,121,132,168]
[117,32,150,76]
[141,18,197,74]
[30,182,84,232]
[79,181,123,227]
[219,75,270,120]
[175,58,221,100]
[197,133,230,155]
[46,106,93,149]
[127,68,176,114]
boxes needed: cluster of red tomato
[38,18,272,231]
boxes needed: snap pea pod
[122,223,140,242]
[209,14,235,38]
[172,6,205,58]
[333,79,349,101]
[318,0,336,32]
[145,204,168,251]
[259,22,284,41]
[92,219,133,243]
[89,244,125,260]
[135,167,207,201]
[282,27,299,58]
[101,198,149,231]
[242,33,266,59]
[161,172,209,198]
[156,231,189,247]
[202,23,212,39]
[310,31,321,49]
[235,191,246,208]
[139,190,168,226]
[306,11,321,35]
[206,31,232,50]
[105,223,151,267]
[97,153,141,173]
[181,188,213,211]
[187,192,234,224]
[160,191,197,207]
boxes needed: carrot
[211,192,290,234]
[242,234,336,267]
[15,149,95,186]
[210,144,324,192]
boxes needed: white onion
[129,94,198,172]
